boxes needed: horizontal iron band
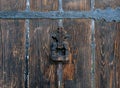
[0,8,120,22]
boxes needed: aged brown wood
[29,1,59,87]
[29,19,92,88]
[0,20,25,88]
[63,0,91,88]
[115,26,120,88]
[0,0,26,11]
[95,1,120,88]
[29,19,57,88]
[0,20,2,87]
[95,21,120,88]
[0,0,120,88]
[0,1,26,88]
[63,19,91,88]
[63,0,91,11]
[29,0,91,88]
[95,0,120,9]
[30,0,58,11]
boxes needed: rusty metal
[25,0,30,88]
[51,27,70,62]
[25,19,30,88]
[1,0,119,88]
[52,1,66,87]
[90,0,96,88]
[50,27,70,88]
[57,63,63,88]
[0,8,120,22]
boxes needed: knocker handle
[50,27,71,88]
[50,27,70,62]
[57,63,63,88]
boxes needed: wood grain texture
[29,19,91,88]
[64,19,91,88]
[0,0,26,11]
[0,20,25,88]
[1,0,120,88]
[95,21,120,88]
[0,20,2,87]
[115,25,120,88]
[62,0,91,88]
[63,0,91,11]
[29,0,91,88]
[29,19,58,88]
[95,0,120,9]
[0,1,25,88]
[30,0,58,11]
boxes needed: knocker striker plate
[50,27,70,62]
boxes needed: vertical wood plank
[95,0,120,9]
[63,0,91,11]
[29,0,91,88]
[62,0,91,88]
[0,20,25,88]
[29,19,58,88]
[0,0,26,11]
[64,19,91,88]
[95,21,120,88]
[115,25,120,88]
[29,19,92,88]
[0,1,26,88]
[0,20,3,87]
[30,0,58,11]
[29,1,57,88]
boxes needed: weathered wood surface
[95,21,120,88]
[63,0,91,11]
[63,1,91,88]
[29,0,91,88]
[0,0,25,11]
[0,20,25,88]
[29,19,91,88]
[0,1,25,88]
[29,1,58,88]
[29,19,57,88]
[95,0,120,9]
[64,19,91,88]
[0,0,120,88]
[30,0,58,11]
[30,0,91,11]
[95,1,120,88]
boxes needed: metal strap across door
[0,0,120,88]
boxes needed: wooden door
[0,0,120,88]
